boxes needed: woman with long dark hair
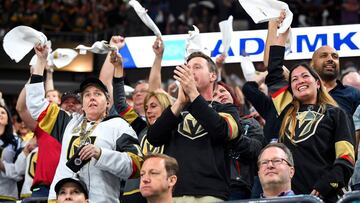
[0,105,20,201]
[244,44,355,202]
[243,14,355,201]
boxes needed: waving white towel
[3,26,47,63]
[186,25,202,56]
[30,48,78,69]
[75,40,117,55]
[185,25,211,57]
[238,0,293,33]
[240,55,256,81]
[129,0,162,36]
[218,15,233,56]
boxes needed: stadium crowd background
[1,0,359,40]
[0,0,359,202]
[0,0,360,121]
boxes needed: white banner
[119,24,360,68]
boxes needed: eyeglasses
[258,158,292,168]
[132,89,148,95]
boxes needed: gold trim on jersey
[335,140,355,161]
[272,90,293,115]
[140,136,164,155]
[0,196,17,201]
[219,112,239,140]
[123,189,140,196]
[38,103,60,134]
[28,151,38,178]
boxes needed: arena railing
[337,191,360,203]
[224,195,324,203]
[0,195,329,203]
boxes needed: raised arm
[26,45,51,120]
[45,65,55,91]
[148,37,164,92]
[112,50,127,113]
[111,50,147,134]
[16,77,37,131]
[99,35,125,106]
[263,11,290,94]
[32,45,48,76]
[215,53,233,85]
[215,53,225,81]
[26,45,71,141]
[263,10,286,68]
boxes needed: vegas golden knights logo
[140,136,164,155]
[178,112,207,140]
[66,136,96,160]
[285,109,324,143]
[28,152,38,178]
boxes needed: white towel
[185,25,211,57]
[186,25,202,56]
[238,0,293,33]
[30,48,78,69]
[240,55,256,81]
[3,26,47,63]
[129,0,162,36]
[75,40,117,55]
[218,15,233,56]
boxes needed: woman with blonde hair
[110,37,173,203]
[143,91,173,126]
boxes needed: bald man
[311,46,360,115]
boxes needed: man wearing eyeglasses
[258,143,295,198]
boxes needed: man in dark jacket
[147,52,242,202]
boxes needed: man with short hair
[312,46,360,192]
[55,177,89,203]
[258,143,295,198]
[140,153,178,203]
[311,45,360,115]
[147,51,242,202]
